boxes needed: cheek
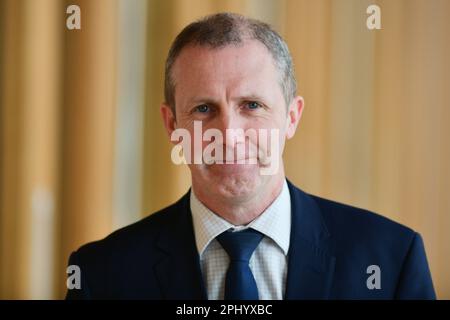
[261,113,288,135]
[250,117,288,154]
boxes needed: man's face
[162,40,303,201]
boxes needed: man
[66,13,435,300]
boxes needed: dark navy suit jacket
[66,180,436,299]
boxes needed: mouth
[207,157,259,165]
[205,162,260,175]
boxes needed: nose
[215,108,235,131]
[214,107,246,143]
[210,106,251,164]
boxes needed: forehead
[171,40,282,104]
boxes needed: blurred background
[0,0,449,299]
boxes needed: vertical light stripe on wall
[283,0,332,193]
[326,0,376,206]
[0,0,62,299]
[24,0,62,299]
[59,0,118,297]
[113,0,148,230]
[0,0,23,299]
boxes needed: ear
[285,96,304,139]
[160,103,177,144]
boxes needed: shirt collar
[190,180,291,257]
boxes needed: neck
[192,172,286,226]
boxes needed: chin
[199,164,263,199]
[218,176,259,199]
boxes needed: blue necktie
[217,228,264,300]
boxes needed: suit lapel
[285,181,336,299]
[154,191,207,299]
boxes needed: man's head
[164,12,297,113]
[161,13,304,214]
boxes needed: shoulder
[309,192,417,251]
[70,193,187,265]
[66,192,192,299]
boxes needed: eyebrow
[187,97,220,106]
[187,94,268,106]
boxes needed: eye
[195,104,210,113]
[245,101,261,110]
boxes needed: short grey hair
[164,12,297,113]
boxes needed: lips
[224,157,258,164]
[205,158,259,165]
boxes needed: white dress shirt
[190,180,291,300]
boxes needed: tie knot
[217,229,264,262]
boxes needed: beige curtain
[0,0,449,299]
